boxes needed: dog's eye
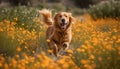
[65,15,67,17]
[59,15,62,18]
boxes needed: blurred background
[0,0,101,8]
[0,0,120,16]
[0,0,115,14]
[0,0,102,7]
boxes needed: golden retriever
[39,9,74,56]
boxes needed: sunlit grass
[0,14,120,69]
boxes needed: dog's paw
[63,43,67,47]
[62,42,69,50]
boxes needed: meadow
[0,5,120,69]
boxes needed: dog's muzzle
[61,19,67,30]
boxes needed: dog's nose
[62,19,65,23]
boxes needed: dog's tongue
[61,25,66,30]
[61,23,65,26]
[61,22,67,30]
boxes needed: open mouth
[60,22,66,26]
[60,22,67,30]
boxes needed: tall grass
[0,6,41,31]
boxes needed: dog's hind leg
[47,41,58,57]
[52,44,58,56]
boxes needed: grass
[0,7,120,69]
[0,6,41,31]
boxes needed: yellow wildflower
[4,63,9,69]
[81,59,88,64]
[89,54,95,60]
[46,39,51,43]
[16,47,21,52]
[116,39,120,43]
[48,50,53,53]
[0,63,2,67]
[76,48,81,52]
[67,49,73,54]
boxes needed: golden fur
[39,9,74,56]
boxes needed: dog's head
[54,12,74,31]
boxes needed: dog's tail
[39,9,53,26]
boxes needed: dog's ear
[68,13,75,24]
[54,13,59,23]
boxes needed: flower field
[0,12,120,69]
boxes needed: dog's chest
[52,31,71,45]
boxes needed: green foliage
[88,0,120,19]
[45,3,66,12]
[0,6,41,31]
[0,32,18,56]
[0,6,45,57]
[71,8,87,16]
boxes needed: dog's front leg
[61,33,72,50]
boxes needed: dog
[39,9,74,56]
